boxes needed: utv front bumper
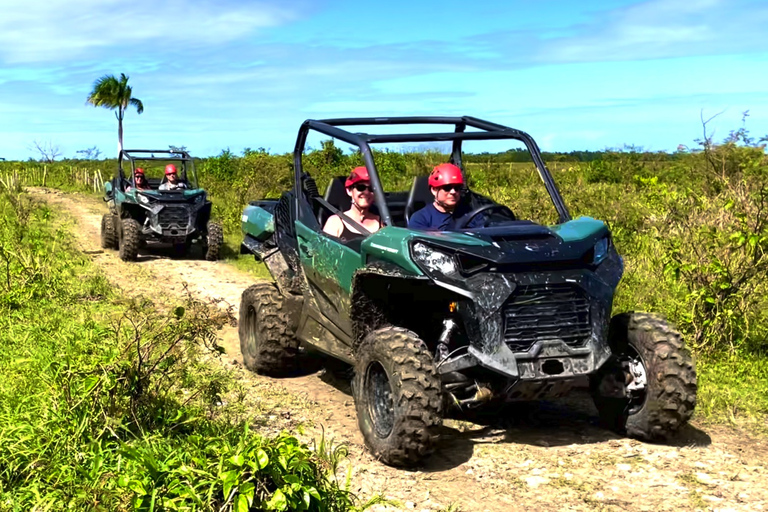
[141,203,207,241]
[434,258,623,384]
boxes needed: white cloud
[538,0,768,63]
[0,0,301,63]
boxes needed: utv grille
[158,206,191,234]
[502,284,592,352]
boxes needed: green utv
[238,117,697,467]
[101,149,223,261]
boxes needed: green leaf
[83,375,100,393]
[117,474,130,487]
[222,470,238,498]
[239,482,255,505]
[174,306,185,319]
[256,448,269,469]
[306,487,321,501]
[128,480,147,495]
[229,454,245,467]
[266,489,287,511]
[235,494,249,512]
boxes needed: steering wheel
[455,204,516,229]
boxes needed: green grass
[0,190,365,511]
[696,354,768,431]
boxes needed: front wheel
[238,282,299,376]
[100,214,118,250]
[590,312,697,441]
[204,221,223,261]
[118,218,141,261]
[352,327,442,467]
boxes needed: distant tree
[86,73,144,155]
[76,146,103,160]
[30,140,62,163]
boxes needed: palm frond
[130,98,144,114]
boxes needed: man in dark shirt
[408,163,484,230]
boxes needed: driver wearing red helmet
[159,164,187,191]
[408,163,483,230]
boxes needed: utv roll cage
[117,149,198,191]
[293,116,571,226]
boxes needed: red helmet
[134,167,145,176]
[345,166,370,188]
[165,164,178,175]
[429,163,464,188]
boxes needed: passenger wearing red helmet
[126,168,150,191]
[323,166,381,241]
[408,163,483,230]
[159,164,187,191]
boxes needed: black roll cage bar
[117,149,198,191]
[293,116,571,227]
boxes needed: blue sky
[0,0,766,160]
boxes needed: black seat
[318,176,350,227]
[404,176,433,224]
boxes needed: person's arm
[467,212,485,229]
[323,215,343,237]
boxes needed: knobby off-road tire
[100,214,118,250]
[591,312,697,441]
[204,222,223,261]
[352,327,442,467]
[118,218,141,261]
[238,282,299,376]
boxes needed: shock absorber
[435,318,457,363]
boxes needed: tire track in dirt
[34,188,768,512]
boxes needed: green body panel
[360,226,491,276]
[549,216,607,242]
[241,205,275,242]
[295,221,362,294]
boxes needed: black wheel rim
[365,361,394,438]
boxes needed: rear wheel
[204,221,223,261]
[352,327,442,467]
[590,312,697,441]
[118,218,141,261]
[100,214,118,250]
[238,282,299,376]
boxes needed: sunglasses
[352,183,372,192]
[437,185,461,193]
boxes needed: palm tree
[86,73,144,155]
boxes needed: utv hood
[361,216,611,275]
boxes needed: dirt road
[34,189,768,512]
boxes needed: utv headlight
[593,237,609,264]
[137,193,151,205]
[412,242,458,276]
[195,193,206,204]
